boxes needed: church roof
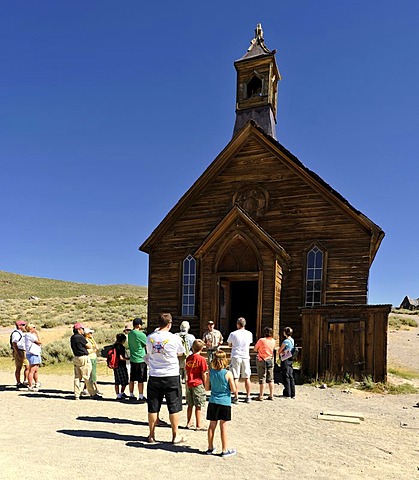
[236,23,277,62]
[139,120,385,263]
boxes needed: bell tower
[233,24,281,139]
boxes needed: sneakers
[244,397,251,403]
[80,390,89,397]
[128,396,137,402]
[206,448,217,455]
[231,397,238,404]
[35,382,42,388]
[16,382,26,389]
[28,386,39,392]
[137,396,147,403]
[221,449,237,458]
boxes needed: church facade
[140,26,389,380]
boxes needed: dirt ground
[1,327,419,480]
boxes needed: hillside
[0,271,148,329]
[0,270,147,299]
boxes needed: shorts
[147,375,182,414]
[185,384,206,408]
[230,357,251,379]
[114,365,129,386]
[130,362,148,383]
[13,350,26,369]
[26,353,42,365]
[206,402,231,422]
[256,359,274,384]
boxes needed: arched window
[305,246,323,306]
[182,255,196,316]
[247,76,262,97]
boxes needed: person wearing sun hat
[82,327,100,395]
[10,320,29,389]
[70,323,101,400]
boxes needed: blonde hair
[26,323,36,332]
[210,350,228,370]
[192,339,205,353]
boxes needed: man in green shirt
[127,318,147,402]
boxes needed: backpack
[10,330,22,349]
[179,333,191,358]
[106,345,119,369]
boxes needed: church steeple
[233,24,281,138]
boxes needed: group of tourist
[11,313,295,457]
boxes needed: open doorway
[229,280,258,337]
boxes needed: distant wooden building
[140,25,390,380]
[399,296,419,310]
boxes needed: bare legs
[233,377,252,400]
[148,412,181,443]
[186,405,203,429]
[207,420,229,453]
[28,364,39,388]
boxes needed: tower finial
[255,23,263,40]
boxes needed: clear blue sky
[1,1,418,306]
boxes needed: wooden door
[323,319,366,381]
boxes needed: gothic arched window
[305,246,324,306]
[182,255,196,316]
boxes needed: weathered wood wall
[144,130,378,341]
[301,304,391,382]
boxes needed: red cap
[73,323,85,330]
[16,321,26,326]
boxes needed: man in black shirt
[70,323,100,400]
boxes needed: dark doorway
[229,281,258,337]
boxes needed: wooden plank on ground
[317,414,361,424]
[320,410,365,421]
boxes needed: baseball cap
[16,321,26,326]
[208,321,214,325]
[133,318,144,327]
[73,322,85,330]
[84,327,95,334]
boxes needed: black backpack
[10,330,22,349]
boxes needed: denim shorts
[26,353,42,365]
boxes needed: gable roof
[140,121,384,263]
[194,204,291,263]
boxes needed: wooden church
[140,25,390,381]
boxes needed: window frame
[181,254,197,317]
[304,243,326,307]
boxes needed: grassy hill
[0,270,147,299]
[0,271,148,329]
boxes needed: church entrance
[230,280,258,335]
[218,277,259,339]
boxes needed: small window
[182,255,196,316]
[305,246,323,306]
[247,76,262,97]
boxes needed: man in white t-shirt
[227,317,253,404]
[146,312,186,444]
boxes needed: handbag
[280,349,292,361]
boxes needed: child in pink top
[254,327,276,400]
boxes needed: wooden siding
[301,305,390,382]
[145,131,379,340]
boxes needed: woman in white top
[25,323,42,392]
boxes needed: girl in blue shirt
[205,350,237,457]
